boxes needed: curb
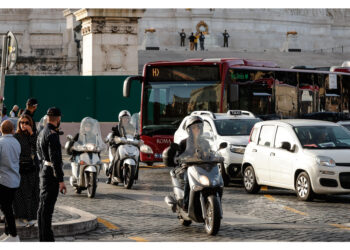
[0,205,97,239]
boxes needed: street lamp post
[0,31,18,114]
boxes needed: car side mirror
[281,141,291,151]
[219,142,228,150]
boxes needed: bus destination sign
[146,65,220,82]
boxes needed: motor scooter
[164,140,227,235]
[65,117,106,198]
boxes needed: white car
[174,110,261,186]
[242,119,350,201]
[337,121,350,131]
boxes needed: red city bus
[124,58,350,164]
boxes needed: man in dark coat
[179,29,186,47]
[223,29,230,47]
[36,107,66,241]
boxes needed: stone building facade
[1,8,350,75]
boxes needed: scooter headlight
[199,175,210,186]
[140,144,153,154]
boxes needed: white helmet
[118,110,131,122]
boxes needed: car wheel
[295,172,314,201]
[243,165,260,194]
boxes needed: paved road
[26,163,350,242]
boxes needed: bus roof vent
[243,59,279,68]
[202,58,222,62]
[191,111,216,119]
[227,110,256,117]
[342,61,350,67]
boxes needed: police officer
[36,107,66,242]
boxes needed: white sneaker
[1,235,20,242]
[0,233,9,240]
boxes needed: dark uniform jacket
[36,123,64,182]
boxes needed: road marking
[128,236,149,242]
[97,218,149,242]
[330,224,350,231]
[97,217,119,230]
[264,194,275,201]
[263,195,308,216]
[283,206,308,216]
[140,165,166,169]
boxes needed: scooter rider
[170,116,210,212]
[66,118,99,159]
[105,110,132,184]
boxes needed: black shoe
[106,177,111,184]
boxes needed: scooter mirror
[219,142,227,150]
[67,134,73,141]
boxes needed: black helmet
[185,116,203,131]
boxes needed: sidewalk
[0,205,97,240]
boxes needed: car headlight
[199,175,210,186]
[230,145,246,154]
[140,144,153,154]
[316,156,336,167]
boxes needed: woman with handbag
[13,114,39,227]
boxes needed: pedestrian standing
[36,107,66,242]
[10,105,19,118]
[24,98,38,136]
[13,114,39,227]
[188,32,195,51]
[17,109,24,118]
[199,32,205,51]
[179,29,186,47]
[223,29,230,47]
[1,106,8,123]
[194,32,199,51]
[0,120,21,242]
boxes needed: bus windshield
[142,81,221,135]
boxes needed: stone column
[74,9,145,76]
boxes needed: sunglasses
[20,121,30,125]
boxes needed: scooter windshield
[178,122,222,165]
[73,117,107,152]
[119,116,136,139]
[37,115,48,133]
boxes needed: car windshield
[143,81,221,135]
[294,125,350,149]
[214,119,261,136]
[340,124,350,131]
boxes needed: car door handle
[252,149,257,152]
[270,152,275,157]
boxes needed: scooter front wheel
[124,165,135,189]
[87,172,97,198]
[204,195,221,236]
